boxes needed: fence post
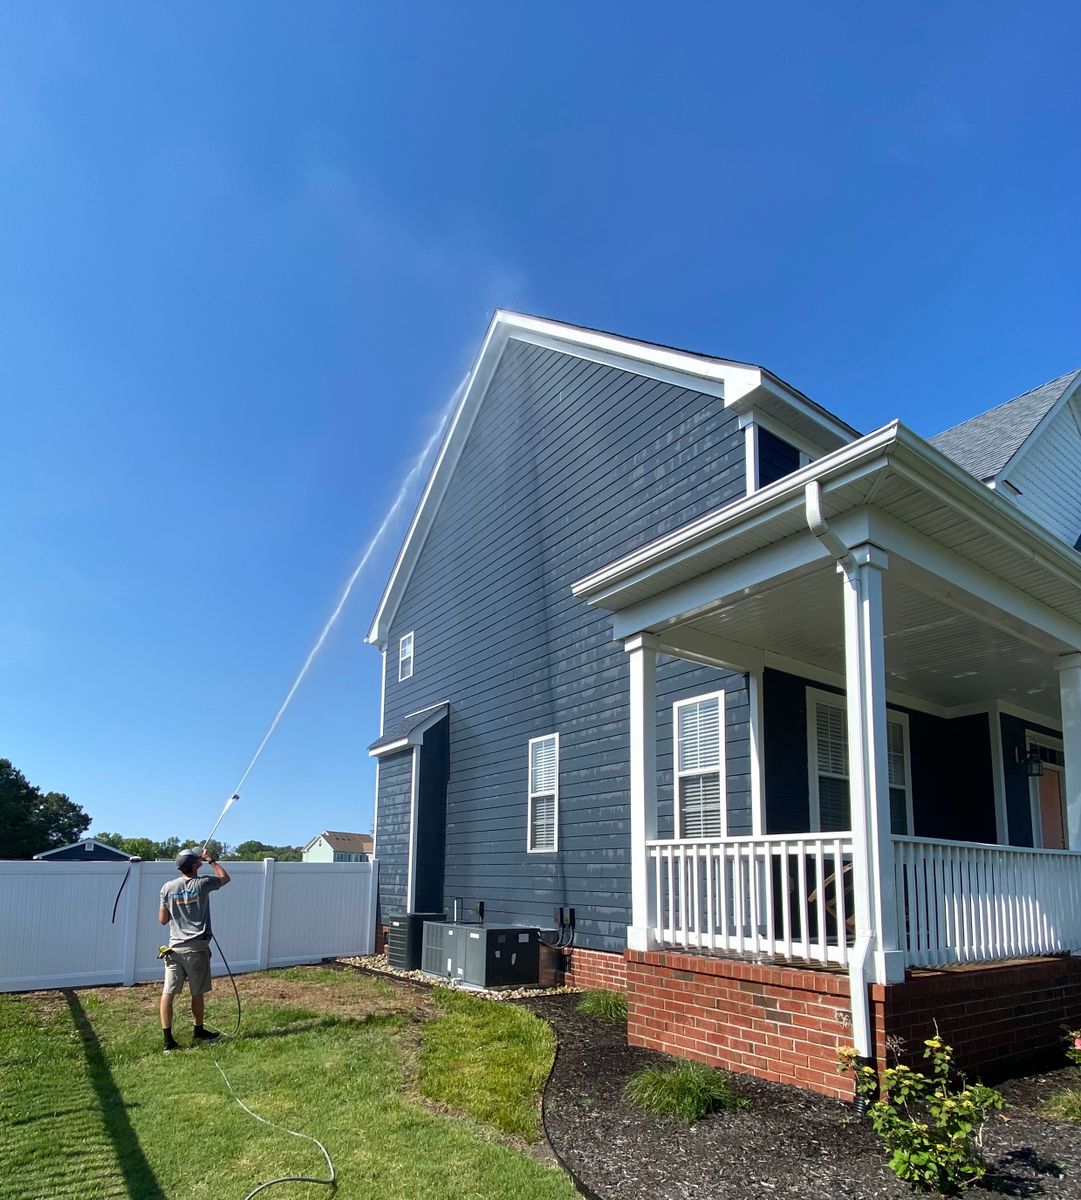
[120,860,142,986]
[365,859,379,955]
[257,858,275,971]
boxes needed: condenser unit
[386,912,445,971]
[420,922,541,988]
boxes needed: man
[158,847,230,1052]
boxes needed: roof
[368,701,449,757]
[930,369,1081,482]
[33,839,135,861]
[305,832,373,853]
[366,310,859,647]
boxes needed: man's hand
[200,849,215,864]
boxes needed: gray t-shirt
[160,874,225,947]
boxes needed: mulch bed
[523,994,1081,1199]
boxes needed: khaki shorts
[163,943,213,996]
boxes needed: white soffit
[366,310,855,646]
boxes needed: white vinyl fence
[0,858,378,993]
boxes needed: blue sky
[3,4,1078,848]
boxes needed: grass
[0,966,577,1200]
[576,989,627,1023]
[1044,1087,1081,1122]
[419,988,557,1141]
[624,1060,748,1123]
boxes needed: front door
[1037,768,1067,850]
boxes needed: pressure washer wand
[201,793,240,855]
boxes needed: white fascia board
[731,372,859,447]
[997,372,1081,486]
[368,738,410,759]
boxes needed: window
[398,632,414,682]
[528,734,558,852]
[807,689,912,834]
[674,692,726,838]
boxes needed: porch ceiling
[674,568,1061,718]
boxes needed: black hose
[109,863,133,924]
[211,933,242,1036]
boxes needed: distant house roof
[304,831,373,854]
[930,368,1081,482]
[33,839,135,861]
[368,701,449,757]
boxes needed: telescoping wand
[201,793,240,854]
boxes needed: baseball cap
[175,849,201,871]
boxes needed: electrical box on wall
[420,922,541,988]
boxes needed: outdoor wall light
[1016,746,1044,777]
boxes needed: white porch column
[1057,652,1081,851]
[841,543,904,986]
[625,633,659,952]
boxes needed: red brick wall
[873,957,1081,1079]
[565,946,627,992]
[626,950,854,1099]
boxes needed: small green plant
[624,1060,748,1122]
[839,1036,1005,1194]
[576,989,628,1023]
[1043,1088,1081,1123]
[1065,1029,1081,1069]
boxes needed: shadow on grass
[63,990,165,1200]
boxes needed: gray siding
[378,339,749,953]
[374,750,412,920]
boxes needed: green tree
[229,840,302,861]
[0,759,90,859]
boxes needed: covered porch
[575,423,1081,1066]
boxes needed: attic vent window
[398,632,414,682]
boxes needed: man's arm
[202,849,230,886]
[159,905,170,925]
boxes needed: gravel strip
[523,994,1081,1200]
[335,953,581,1000]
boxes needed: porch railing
[893,836,1081,967]
[648,833,855,967]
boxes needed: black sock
[194,1023,204,1033]
[163,1027,175,1045]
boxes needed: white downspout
[804,481,876,1083]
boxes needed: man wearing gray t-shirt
[158,848,230,1052]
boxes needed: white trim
[398,632,414,682]
[369,738,409,759]
[988,703,1008,844]
[751,409,830,463]
[1025,729,1066,849]
[744,421,758,494]
[379,648,387,734]
[749,671,765,836]
[626,633,659,950]
[673,690,727,839]
[405,747,419,912]
[527,732,559,853]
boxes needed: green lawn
[0,966,577,1200]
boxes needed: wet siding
[379,339,749,953]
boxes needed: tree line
[0,757,302,861]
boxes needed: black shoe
[163,1038,180,1054]
[193,1026,221,1043]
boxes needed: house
[302,831,373,862]
[366,310,1081,1099]
[33,839,136,862]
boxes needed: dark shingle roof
[930,369,1081,481]
[368,702,448,754]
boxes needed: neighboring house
[366,310,1081,1099]
[302,831,373,862]
[33,839,136,862]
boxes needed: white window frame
[527,733,559,853]
[805,687,914,834]
[673,690,727,839]
[398,631,414,682]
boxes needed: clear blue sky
[3,4,1078,848]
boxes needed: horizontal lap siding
[374,751,412,920]
[1000,712,1062,846]
[381,340,747,953]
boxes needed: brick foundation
[626,950,854,1098]
[625,950,1081,1101]
[374,924,388,955]
[565,946,627,992]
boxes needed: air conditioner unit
[420,922,541,988]
[386,912,445,971]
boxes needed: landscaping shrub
[1043,1028,1081,1123]
[839,1036,1005,1194]
[576,989,627,1023]
[624,1060,747,1122]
